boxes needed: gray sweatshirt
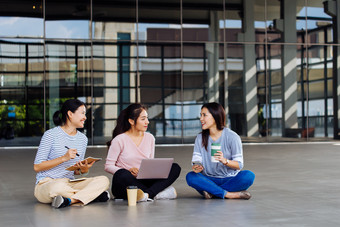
[191,128,243,178]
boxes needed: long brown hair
[106,103,147,147]
[201,102,226,150]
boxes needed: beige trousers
[34,176,110,205]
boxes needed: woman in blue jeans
[186,102,255,199]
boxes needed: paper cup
[211,143,221,162]
[126,186,138,206]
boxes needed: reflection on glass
[0,0,43,38]
[224,0,243,46]
[225,44,246,135]
[45,0,90,39]
[0,17,43,38]
[139,40,182,141]
[254,0,266,31]
[46,21,89,39]
[163,104,184,138]
[302,43,333,138]
[182,43,207,139]
[92,101,117,145]
[45,42,91,138]
[257,43,283,137]
[182,0,223,42]
[92,40,139,141]
[296,4,333,44]
[93,0,136,40]
[138,0,180,42]
[77,45,92,87]
[0,39,44,141]
[0,0,338,146]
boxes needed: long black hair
[201,102,226,150]
[52,99,86,126]
[106,103,147,147]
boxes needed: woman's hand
[129,167,139,177]
[192,164,204,173]
[34,149,79,173]
[63,148,78,161]
[215,151,228,164]
[75,159,95,174]
[215,151,240,169]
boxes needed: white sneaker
[154,186,177,200]
[137,189,153,202]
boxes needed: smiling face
[200,107,216,131]
[68,105,87,128]
[130,109,149,132]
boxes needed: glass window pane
[0,0,43,38]
[0,38,44,145]
[149,104,183,144]
[182,0,223,42]
[45,0,90,39]
[92,39,138,144]
[93,0,136,41]
[139,0,180,42]
[304,2,332,44]
[93,105,117,145]
[45,42,91,139]
[224,4,242,43]
[266,1,302,43]
[183,42,207,142]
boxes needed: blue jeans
[186,170,255,199]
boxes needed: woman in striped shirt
[33,99,110,208]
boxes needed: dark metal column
[161,45,165,137]
[324,0,340,139]
[25,44,29,136]
[118,44,123,112]
[324,28,328,137]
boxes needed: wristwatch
[224,158,229,165]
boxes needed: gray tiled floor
[1,142,340,227]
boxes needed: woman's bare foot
[224,191,251,200]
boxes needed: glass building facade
[0,0,338,146]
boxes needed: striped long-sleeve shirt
[34,126,88,184]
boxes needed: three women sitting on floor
[33,100,254,208]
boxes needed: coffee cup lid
[127,186,138,189]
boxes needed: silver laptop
[136,158,174,179]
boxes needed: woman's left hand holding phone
[192,162,203,173]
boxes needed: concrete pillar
[237,0,258,137]
[206,11,220,103]
[281,0,299,134]
[324,0,340,139]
